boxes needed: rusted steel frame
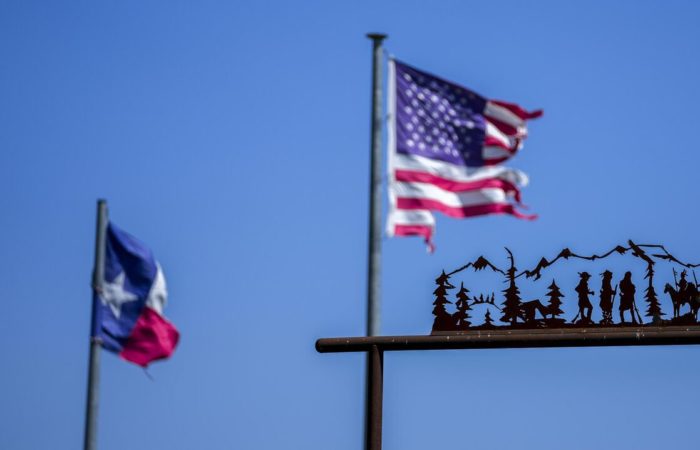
[365,345,383,450]
[316,326,700,353]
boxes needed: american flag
[386,59,542,251]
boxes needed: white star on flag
[100,272,138,318]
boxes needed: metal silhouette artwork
[431,240,700,333]
[599,271,615,325]
[573,272,594,325]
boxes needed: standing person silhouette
[619,271,637,324]
[679,270,688,295]
[599,270,615,325]
[575,272,594,323]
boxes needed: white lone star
[101,272,138,318]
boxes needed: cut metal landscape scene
[432,240,700,332]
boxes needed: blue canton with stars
[394,60,487,167]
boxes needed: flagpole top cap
[366,33,387,41]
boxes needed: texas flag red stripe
[120,307,180,368]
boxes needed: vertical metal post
[365,345,384,450]
[84,199,107,450]
[365,32,386,450]
[366,32,386,338]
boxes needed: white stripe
[388,209,435,226]
[145,263,167,315]
[484,101,525,128]
[485,121,513,148]
[392,153,529,187]
[483,146,512,159]
[393,181,509,208]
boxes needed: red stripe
[484,136,516,152]
[484,115,520,136]
[395,169,522,203]
[120,307,180,367]
[396,197,537,220]
[394,224,435,253]
[489,99,543,120]
[482,156,511,166]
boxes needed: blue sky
[2,1,700,449]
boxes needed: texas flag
[93,223,179,367]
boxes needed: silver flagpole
[365,32,386,450]
[366,33,386,340]
[84,199,108,450]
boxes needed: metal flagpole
[366,33,386,340]
[84,199,108,450]
[365,32,386,450]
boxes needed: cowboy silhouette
[619,271,638,324]
[599,270,615,325]
[575,272,594,323]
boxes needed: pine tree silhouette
[643,260,663,322]
[644,284,663,322]
[500,248,522,325]
[453,282,472,330]
[432,271,456,331]
[483,309,495,328]
[545,280,564,319]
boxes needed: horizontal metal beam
[316,326,700,353]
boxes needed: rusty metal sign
[432,240,700,333]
